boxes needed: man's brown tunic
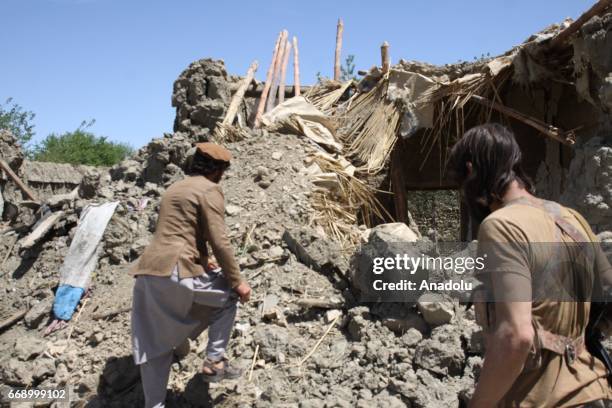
[130,175,243,288]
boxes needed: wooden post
[381,41,390,74]
[0,160,37,202]
[255,31,283,128]
[293,36,301,96]
[266,30,288,112]
[334,18,344,81]
[278,40,292,104]
[390,146,407,223]
[223,60,258,126]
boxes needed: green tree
[0,98,36,147]
[340,54,357,82]
[31,121,133,166]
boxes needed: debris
[20,210,65,250]
[0,159,37,202]
[248,344,259,382]
[299,315,339,366]
[0,309,28,331]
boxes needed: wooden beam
[548,0,612,50]
[278,40,292,105]
[293,36,301,96]
[0,160,37,202]
[334,18,344,81]
[266,30,288,112]
[381,41,390,74]
[222,60,258,126]
[470,94,576,145]
[255,31,283,128]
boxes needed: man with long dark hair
[130,143,251,408]
[448,124,612,407]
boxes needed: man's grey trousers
[131,267,238,408]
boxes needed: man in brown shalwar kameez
[130,142,251,408]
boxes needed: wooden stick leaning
[470,95,575,145]
[222,60,259,126]
[0,160,37,202]
[248,344,259,382]
[334,18,344,81]
[0,309,28,331]
[548,0,611,50]
[255,32,283,128]
[293,36,301,96]
[299,315,340,366]
[278,40,292,105]
[266,30,288,112]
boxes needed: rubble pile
[0,87,485,408]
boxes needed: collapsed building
[0,2,611,407]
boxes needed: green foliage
[0,98,36,147]
[316,54,358,84]
[340,54,357,82]
[31,121,133,166]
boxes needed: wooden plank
[334,18,344,81]
[254,31,284,128]
[293,36,301,96]
[548,0,612,50]
[20,211,65,250]
[278,40,292,105]
[0,309,28,331]
[0,160,37,202]
[223,60,259,126]
[470,94,576,145]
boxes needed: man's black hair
[189,151,230,176]
[447,123,534,223]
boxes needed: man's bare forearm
[469,325,532,407]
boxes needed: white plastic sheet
[59,201,119,288]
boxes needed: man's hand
[234,282,251,303]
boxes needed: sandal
[201,357,242,382]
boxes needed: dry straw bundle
[338,77,402,174]
[308,153,391,251]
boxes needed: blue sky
[1,0,593,149]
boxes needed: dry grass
[337,76,402,174]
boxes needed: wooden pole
[267,30,288,112]
[255,32,283,128]
[0,160,37,202]
[293,36,301,96]
[548,0,612,50]
[334,18,344,81]
[223,60,258,126]
[278,40,292,104]
[381,41,390,74]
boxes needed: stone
[382,312,428,335]
[325,309,343,323]
[283,227,348,274]
[14,337,46,361]
[271,151,283,161]
[225,204,242,216]
[24,297,52,329]
[102,357,140,392]
[414,325,464,376]
[417,292,455,327]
